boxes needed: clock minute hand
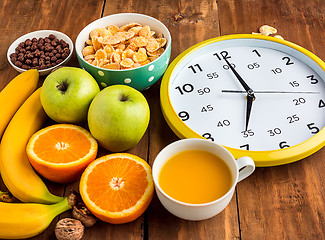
[222,90,320,94]
[223,58,252,93]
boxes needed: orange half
[26,124,98,183]
[79,153,154,224]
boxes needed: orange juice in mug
[158,149,233,204]
[152,138,255,221]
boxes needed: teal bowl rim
[76,45,171,91]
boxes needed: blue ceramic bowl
[75,13,171,91]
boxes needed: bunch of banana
[0,69,39,138]
[0,87,63,204]
[0,71,74,239]
[0,197,72,239]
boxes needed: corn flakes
[110,52,122,63]
[82,46,95,56]
[132,63,142,68]
[98,36,120,45]
[157,38,167,48]
[120,22,141,32]
[139,25,151,38]
[147,48,164,57]
[90,28,112,39]
[103,62,120,70]
[133,51,147,63]
[129,26,142,36]
[98,59,109,67]
[84,54,95,61]
[103,44,114,54]
[259,25,277,36]
[125,42,138,51]
[122,49,135,59]
[86,39,93,46]
[274,35,284,40]
[92,59,99,66]
[94,49,107,61]
[121,58,134,68]
[146,39,160,52]
[82,22,167,70]
[116,43,126,51]
[107,25,120,35]
[138,47,147,55]
[140,59,151,66]
[91,37,102,51]
[252,25,284,40]
[129,36,148,48]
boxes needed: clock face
[164,36,325,152]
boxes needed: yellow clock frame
[160,34,325,167]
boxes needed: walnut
[55,218,84,240]
[67,191,82,207]
[72,203,98,227]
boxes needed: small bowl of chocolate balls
[7,30,73,76]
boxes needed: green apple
[40,67,100,123]
[88,85,150,152]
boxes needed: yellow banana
[0,88,64,204]
[0,69,39,138]
[0,197,72,239]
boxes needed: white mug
[152,138,255,221]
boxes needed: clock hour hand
[245,93,254,131]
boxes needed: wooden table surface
[1,0,325,239]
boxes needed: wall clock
[160,34,325,166]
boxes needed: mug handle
[236,156,255,182]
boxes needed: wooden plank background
[0,0,324,239]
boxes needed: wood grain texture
[142,0,238,239]
[0,1,104,240]
[0,0,103,89]
[217,0,325,239]
[0,0,324,239]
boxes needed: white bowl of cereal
[75,13,171,91]
[7,30,73,76]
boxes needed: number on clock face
[169,41,325,151]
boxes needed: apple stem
[56,80,69,94]
[119,94,129,102]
